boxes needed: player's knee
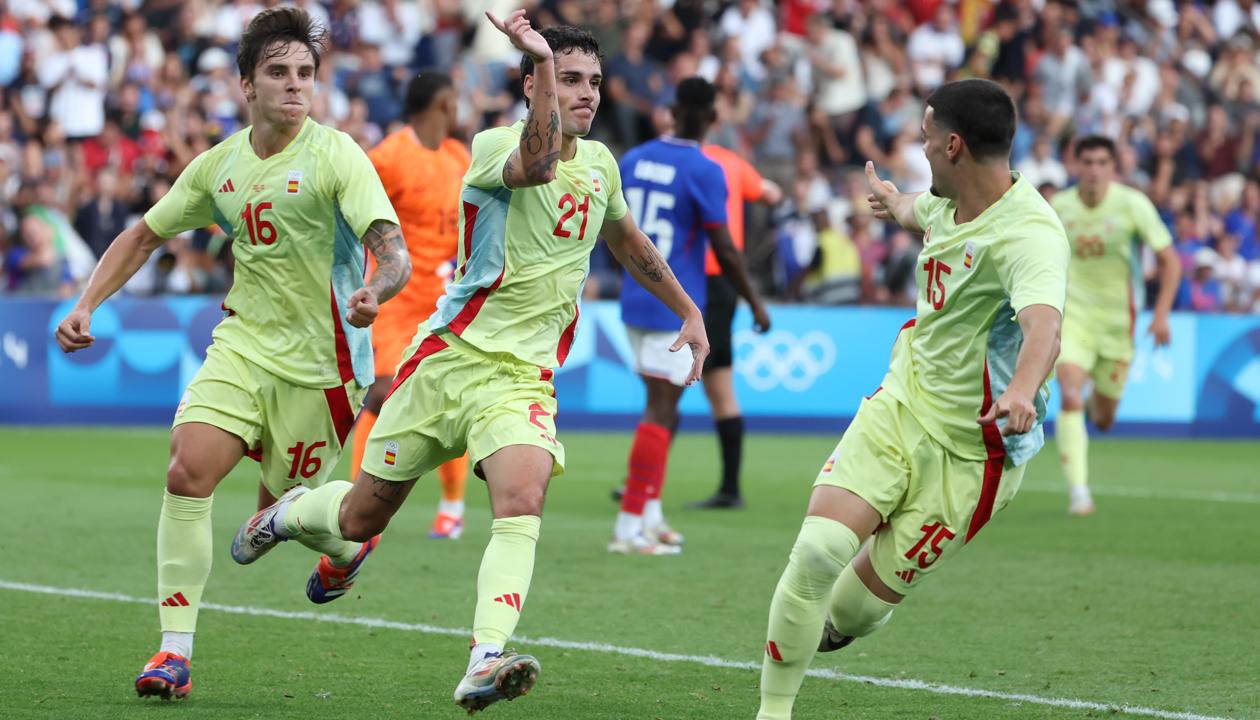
[1094,412,1116,432]
[1060,393,1085,412]
[165,456,216,498]
[829,564,895,638]
[338,503,387,542]
[496,484,546,517]
[789,517,860,581]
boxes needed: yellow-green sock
[758,516,860,720]
[157,491,213,633]
[293,532,361,566]
[472,516,541,649]
[1057,410,1089,488]
[282,480,352,539]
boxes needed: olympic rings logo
[733,330,837,392]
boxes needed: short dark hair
[925,79,1016,162]
[672,76,717,140]
[519,25,603,107]
[237,7,328,81]
[405,71,453,116]
[1074,134,1118,160]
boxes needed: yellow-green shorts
[173,344,365,496]
[1057,320,1132,399]
[815,389,1025,593]
[362,330,564,482]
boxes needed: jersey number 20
[624,187,676,258]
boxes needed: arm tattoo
[362,220,410,303]
[525,151,561,178]
[631,240,673,283]
[369,476,406,506]
[546,110,559,146]
[523,115,545,155]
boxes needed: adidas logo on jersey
[493,593,523,611]
[218,179,236,193]
[895,569,916,584]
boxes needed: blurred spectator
[349,44,403,130]
[607,21,661,149]
[74,169,131,259]
[1214,233,1251,311]
[907,4,964,93]
[1017,136,1069,189]
[806,13,866,137]
[1189,248,1223,311]
[38,15,108,141]
[1035,23,1089,136]
[800,209,861,305]
[719,0,776,81]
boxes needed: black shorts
[703,274,738,371]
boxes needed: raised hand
[485,9,552,62]
[865,161,901,221]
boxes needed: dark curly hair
[237,7,328,81]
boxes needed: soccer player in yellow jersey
[53,8,410,700]
[233,12,709,713]
[1051,136,1181,515]
[756,80,1069,719]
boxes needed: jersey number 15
[624,187,677,258]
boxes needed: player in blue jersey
[610,77,771,554]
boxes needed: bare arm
[708,223,770,332]
[758,179,784,206]
[1147,246,1181,345]
[865,161,922,233]
[602,213,709,383]
[978,304,1062,436]
[363,221,410,303]
[487,10,561,188]
[344,220,412,328]
[55,219,166,352]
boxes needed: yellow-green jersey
[881,173,1069,466]
[144,118,399,389]
[428,121,628,367]
[1051,183,1172,361]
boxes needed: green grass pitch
[0,427,1256,719]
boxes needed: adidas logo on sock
[161,592,190,607]
[765,640,783,662]
[492,593,523,611]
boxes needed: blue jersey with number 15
[618,137,728,332]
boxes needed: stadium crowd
[2,0,1259,314]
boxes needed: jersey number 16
[241,202,278,245]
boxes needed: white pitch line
[0,580,1239,720]
[1018,483,1260,505]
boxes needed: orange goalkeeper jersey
[368,129,470,374]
